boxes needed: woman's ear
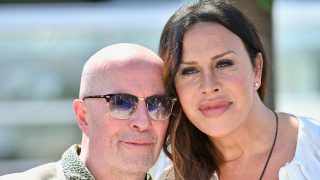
[254,52,263,84]
[73,99,89,136]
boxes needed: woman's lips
[198,101,232,117]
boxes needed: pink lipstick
[199,101,231,117]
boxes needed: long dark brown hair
[159,0,269,179]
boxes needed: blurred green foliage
[257,0,272,12]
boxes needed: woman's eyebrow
[181,50,236,65]
[210,50,236,61]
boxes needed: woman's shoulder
[292,115,320,148]
[280,113,319,143]
[286,114,320,153]
[296,115,320,134]
[278,114,320,180]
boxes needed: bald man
[1,43,176,180]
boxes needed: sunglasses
[82,93,177,121]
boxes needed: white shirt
[155,116,320,180]
[278,116,320,179]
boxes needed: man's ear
[254,52,263,84]
[73,99,89,136]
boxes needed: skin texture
[175,22,263,138]
[174,22,290,179]
[173,21,300,180]
[73,43,169,180]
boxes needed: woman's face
[174,22,262,137]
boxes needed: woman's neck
[210,102,276,163]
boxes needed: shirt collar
[61,144,153,180]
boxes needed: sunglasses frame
[82,93,177,120]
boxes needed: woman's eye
[180,67,199,75]
[216,60,234,68]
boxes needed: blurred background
[0,0,319,176]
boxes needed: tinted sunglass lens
[109,94,136,119]
[147,96,172,120]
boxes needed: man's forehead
[83,58,163,94]
[84,50,162,75]
[106,80,165,95]
[86,43,162,66]
[84,57,162,76]
[79,43,163,97]
[99,60,163,85]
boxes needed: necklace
[259,111,279,180]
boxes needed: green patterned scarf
[61,144,152,180]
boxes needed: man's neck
[81,154,149,180]
[94,172,148,180]
[79,140,151,180]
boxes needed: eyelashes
[180,67,199,75]
[179,59,234,76]
[216,59,234,68]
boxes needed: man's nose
[129,100,152,132]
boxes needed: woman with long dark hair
[157,0,320,179]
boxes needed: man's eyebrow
[181,50,236,65]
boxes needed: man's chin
[120,156,155,171]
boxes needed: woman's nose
[200,71,221,94]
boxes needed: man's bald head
[79,43,163,98]
[73,43,169,178]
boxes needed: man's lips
[121,138,155,147]
[123,141,153,146]
[198,100,232,117]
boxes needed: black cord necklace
[259,111,279,180]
